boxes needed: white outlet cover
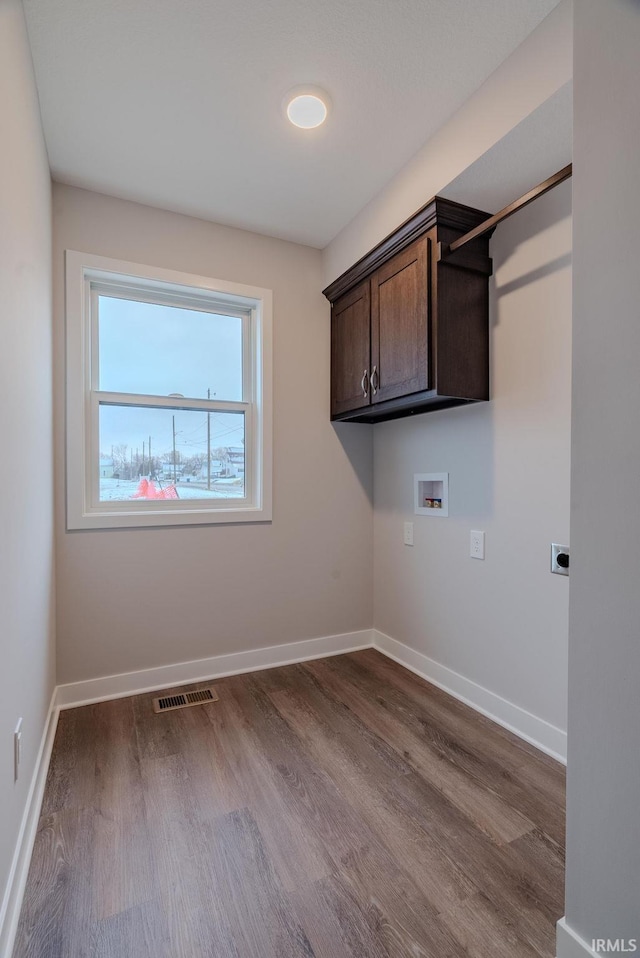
[551,543,569,576]
[470,530,485,560]
[404,521,414,546]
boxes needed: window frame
[65,250,272,530]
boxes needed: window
[65,251,272,529]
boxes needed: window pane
[98,295,243,401]
[99,404,245,502]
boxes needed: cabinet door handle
[361,369,369,398]
[370,365,378,395]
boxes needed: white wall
[53,185,373,684]
[373,182,571,739]
[0,0,55,933]
[560,0,640,950]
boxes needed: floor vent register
[153,687,219,713]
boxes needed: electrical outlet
[551,543,570,576]
[470,530,485,560]
[14,718,22,781]
[403,521,414,546]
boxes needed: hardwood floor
[13,650,566,958]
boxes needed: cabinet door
[331,280,371,417]
[371,236,429,403]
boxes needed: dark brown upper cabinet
[330,279,371,416]
[323,197,494,423]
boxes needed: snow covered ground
[99,478,245,501]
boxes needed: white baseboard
[373,630,567,763]
[55,629,375,709]
[0,691,59,958]
[556,918,601,958]
[56,627,567,763]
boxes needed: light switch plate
[404,522,414,546]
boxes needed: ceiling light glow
[285,90,329,129]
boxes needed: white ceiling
[23,0,561,248]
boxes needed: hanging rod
[441,163,573,259]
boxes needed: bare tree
[111,443,129,477]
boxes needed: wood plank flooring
[13,650,566,958]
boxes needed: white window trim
[65,249,272,530]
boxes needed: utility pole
[207,388,211,490]
[149,435,152,477]
[142,441,145,476]
[172,415,177,484]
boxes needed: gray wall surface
[53,185,373,684]
[372,182,571,734]
[563,0,640,946]
[0,0,55,928]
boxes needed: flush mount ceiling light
[284,86,330,129]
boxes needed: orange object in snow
[131,478,179,500]
[131,478,149,498]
